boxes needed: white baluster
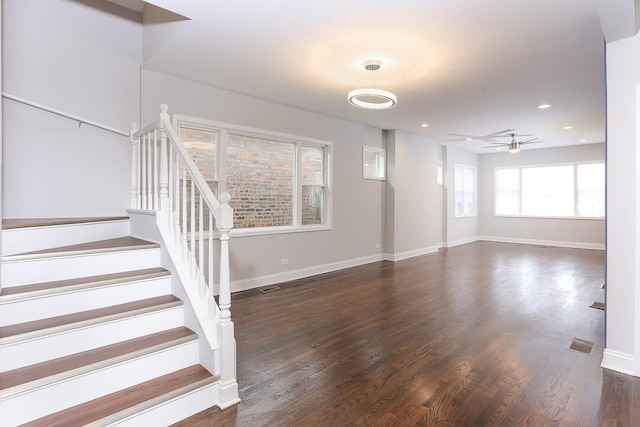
[208,211,214,315]
[130,123,140,209]
[141,134,147,210]
[158,104,170,212]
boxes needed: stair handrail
[130,104,238,407]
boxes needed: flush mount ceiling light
[348,60,397,110]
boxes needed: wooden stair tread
[21,365,215,427]
[0,327,196,393]
[2,217,129,230]
[0,295,181,342]
[7,236,158,258]
[0,267,170,298]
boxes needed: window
[454,164,476,217]
[495,162,605,218]
[362,146,385,180]
[175,116,332,234]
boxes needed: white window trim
[173,114,333,237]
[493,160,605,219]
[362,145,386,180]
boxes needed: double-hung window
[495,162,604,218]
[176,116,332,234]
[454,163,476,217]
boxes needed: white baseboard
[383,245,440,262]
[601,348,635,376]
[229,254,383,294]
[444,236,478,248]
[477,235,605,251]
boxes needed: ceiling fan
[484,133,542,153]
[444,129,516,143]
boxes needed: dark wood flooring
[173,241,640,427]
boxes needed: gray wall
[603,29,640,373]
[385,130,443,259]
[2,0,140,218]
[479,143,605,249]
[141,70,386,290]
[444,146,480,246]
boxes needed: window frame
[362,145,386,180]
[454,163,477,218]
[494,161,605,220]
[173,115,333,237]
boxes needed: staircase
[0,217,220,426]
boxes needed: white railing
[130,104,239,408]
[3,92,130,136]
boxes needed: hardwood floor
[173,242,640,427]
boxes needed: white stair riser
[2,220,130,256]
[0,277,172,326]
[2,249,161,287]
[0,341,200,426]
[0,307,184,372]
[113,382,218,427]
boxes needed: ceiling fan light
[348,88,397,110]
[508,142,520,153]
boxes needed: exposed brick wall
[227,134,294,228]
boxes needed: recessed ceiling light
[465,138,472,141]
[579,139,587,142]
[562,126,573,130]
[537,104,552,109]
[421,124,429,128]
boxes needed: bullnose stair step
[0,267,170,302]
[0,295,182,345]
[0,327,197,398]
[21,365,216,427]
[2,236,159,262]
[2,217,129,230]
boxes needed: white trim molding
[477,235,605,251]
[601,348,635,376]
[383,245,440,262]
[227,254,383,294]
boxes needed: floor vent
[260,285,281,293]
[590,301,605,310]
[568,338,596,355]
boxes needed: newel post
[215,192,234,322]
[215,192,239,405]
[158,104,170,213]
[129,122,140,209]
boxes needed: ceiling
[109,0,607,154]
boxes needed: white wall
[479,143,605,249]
[602,30,640,375]
[384,130,443,260]
[444,146,480,246]
[2,0,142,218]
[141,70,385,289]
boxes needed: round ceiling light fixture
[348,60,397,110]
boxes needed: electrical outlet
[281,258,289,265]
[523,231,530,235]
[375,243,381,249]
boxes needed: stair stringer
[128,210,220,378]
